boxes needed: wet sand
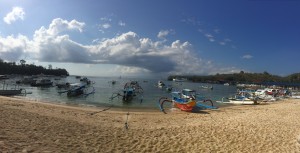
[1,96,300,152]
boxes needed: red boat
[158,90,216,114]
[172,96,196,111]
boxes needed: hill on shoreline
[168,71,300,86]
[0,59,69,76]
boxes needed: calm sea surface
[2,76,238,109]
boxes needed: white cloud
[47,18,85,35]
[242,54,253,59]
[32,18,85,41]
[118,21,126,26]
[101,23,111,29]
[98,17,114,33]
[0,34,31,61]
[157,30,170,39]
[98,16,126,34]
[3,7,25,24]
[0,18,241,75]
[183,17,237,48]
[114,65,150,75]
[205,33,215,42]
[100,17,112,22]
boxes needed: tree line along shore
[0,59,69,76]
[168,71,300,87]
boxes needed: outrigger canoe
[158,90,217,114]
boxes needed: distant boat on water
[0,75,9,80]
[200,85,213,90]
[31,79,53,87]
[0,89,23,96]
[172,78,187,82]
[1,82,24,96]
[157,80,165,88]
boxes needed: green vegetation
[0,59,69,76]
[168,71,300,85]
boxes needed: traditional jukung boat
[158,89,217,114]
[0,82,25,96]
[217,90,259,105]
[110,81,143,102]
[31,79,53,87]
[157,80,165,88]
[58,83,95,97]
[80,77,93,85]
[56,82,71,89]
[171,91,197,111]
[0,89,23,96]
[222,99,257,105]
[200,85,213,90]
[181,89,196,99]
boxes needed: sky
[0,0,300,77]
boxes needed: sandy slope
[1,96,300,152]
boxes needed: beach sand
[1,96,300,152]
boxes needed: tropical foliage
[168,71,300,84]
[0,59,69,76]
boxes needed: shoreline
[12,95,161,112]
[1,96,300,152]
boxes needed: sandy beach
[1,96,300,152]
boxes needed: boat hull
[223,100,256,105]
[0,89,22,96]
[173,100,196,111]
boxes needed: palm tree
[20,59,26,66]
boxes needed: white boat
[291,92,300,99]
[157,81,165,88]
[291,95,300,99]
[217,98,257,105]
[217,90,259,105]
[200,85,213,90]
[226,99,257,105]
[181,89,196,99]
[172,78,187,82]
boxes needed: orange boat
[172,96,196,111]
[158,90,216,114]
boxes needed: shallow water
[2,76,238,109]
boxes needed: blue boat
[110,81,143,102]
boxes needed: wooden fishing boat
[158,90,217,114]
[217,90,259,105]
[157,80,165,88]
[0,82,24,96]
[31,79,53,87]
[0,89,22,96]
[67,85,85,97]
[110,81,143,102]
[172,94,196,111]
[58,83,95,97]
[224,99,257,105]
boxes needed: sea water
[3,76,238,109]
